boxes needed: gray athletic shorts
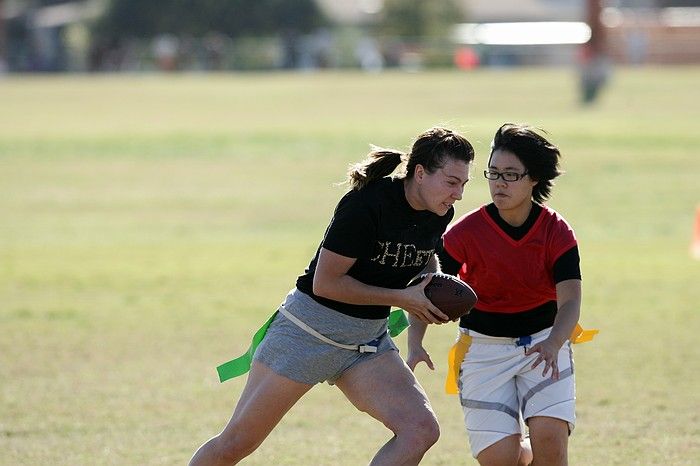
[253,288,398,385]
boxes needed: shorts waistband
[278,305,381,353]
[459,327,551,346]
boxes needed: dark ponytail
[346,147,406,190]
[346,127,474,190]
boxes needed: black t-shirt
[296,177,454,319]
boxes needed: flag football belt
[216,308,409,383]
[468,334,534,346]
[277,305,380,353]
[444,323,599,395]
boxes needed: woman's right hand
[400,274,449,324]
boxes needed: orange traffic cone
[692,206,700,260]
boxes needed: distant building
[450,0,700,65]
[460,0,584,22]
[314,0,384,25]
[603,5,700,64]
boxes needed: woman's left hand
[525,338,562,380]
[406,345,434,372]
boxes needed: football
[408,273,477,321]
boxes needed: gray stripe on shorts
[461,399,519,420]
[521,367,573,412]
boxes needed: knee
[417,414,441,448]
[397,413,441,451]
[518,438,533,466]
[214,430,261,464]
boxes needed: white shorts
[458,327,576,458]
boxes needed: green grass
[1,67,699,465]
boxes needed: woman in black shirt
[190,127,475,465]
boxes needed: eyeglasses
[483,169,528,182]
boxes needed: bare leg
[476,435,522,466]
[189,361,313,466]
[334,351,440,466]
[528,416,568,466]
[519,435,533,466]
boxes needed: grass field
[1,67,699,465]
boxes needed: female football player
[408,123,582,466]
[190,127,475,465]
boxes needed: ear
[414,164,425,182]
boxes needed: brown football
[408,273,478,321]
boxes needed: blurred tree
[95,0,324,40]
[0,0,5,71]
[377,0,464,68]
[379,0,462,39]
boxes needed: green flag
[216,309,410,383]
[388,309,409,337]
[216,312,278,383]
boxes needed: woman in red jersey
[408,123,582,466]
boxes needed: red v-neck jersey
[443,205,577,314]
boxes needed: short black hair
[490,123,562,203]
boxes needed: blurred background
[1,0,699,75]
[1,2,699,465]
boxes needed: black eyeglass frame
[483,169,529,182]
